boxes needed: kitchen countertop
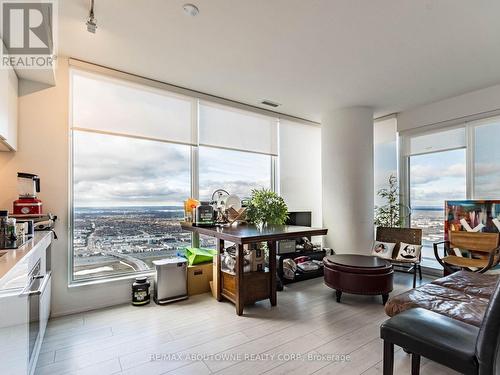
[0,232,52,290]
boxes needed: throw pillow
[396,242,423,262]
[371,241,396,259]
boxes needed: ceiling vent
[261,100,281,108]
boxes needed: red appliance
[13,173,43,215]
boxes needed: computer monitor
[286,211,312,227]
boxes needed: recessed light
[183,4,199,17]
[261,100,281,108]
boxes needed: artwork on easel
[445,200,500,240]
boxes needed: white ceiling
[58,0,500,122]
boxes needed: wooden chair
[433,231,500,275]
[376,227,423,288]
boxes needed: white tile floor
[36,274,459,375]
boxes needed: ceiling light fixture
[183,4,199,17]
[86,0,97,33]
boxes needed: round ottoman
[323,254,393,304]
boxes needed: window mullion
[466,123,475,199]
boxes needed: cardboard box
[187,262,213,296]
[209,280,216,299]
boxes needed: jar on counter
[0,210,8,240]
[7,218,17,241]
[132,276,151,306]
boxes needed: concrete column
[322,107,374,254]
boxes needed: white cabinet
[0,289,29,375]
[0,233,52,374]
[0,40,19,151]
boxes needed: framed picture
[445,200,500,240]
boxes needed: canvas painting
[445,200,500,240]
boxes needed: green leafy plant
[374,174,408,228]
[246,189,289,227]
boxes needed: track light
[86,0,97,33]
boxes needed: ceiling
[58,0,500,122]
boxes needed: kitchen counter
[0,232,52,290]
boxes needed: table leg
[268,240,277,306]
[236,244,244,316]
[336,290,342,303]
[382,294,389,305]
[215,239,224,302]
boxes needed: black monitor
[286,211,312,227]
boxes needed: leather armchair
[380,279,500,374]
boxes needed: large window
[70,69,197,281]
[409,149,466,266]
[72,131,191,280]
[70,68,283,282]
[402,117,500,268]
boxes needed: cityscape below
[72,206,444,280]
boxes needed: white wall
[322,107,374,253]
[279,121,322,228]
[0,58,134,317]
[398,83,500,131]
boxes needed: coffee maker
[13,173,43,215]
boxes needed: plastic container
[131,276,150,306]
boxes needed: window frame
[68,68,277,285]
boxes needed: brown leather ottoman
[323,254,393,304]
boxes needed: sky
[410,149,466,208]
[73,131,271,207]
[474,121,500,199]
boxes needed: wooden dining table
[181,222,328,315]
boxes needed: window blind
[71,69,196,145]
[408,127,466,156]
[374,117,397,145]
[279,119,322,227]
[199,102,278,155]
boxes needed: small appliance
[153,257,188,304]
[13,173,42,215]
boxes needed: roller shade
[279,120,322,228]
[374,116,397,145]
[71,69,196,145]
[199,102,278,155]
[408,127,466,156]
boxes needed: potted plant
[374,174,409,228]
[246,188,288,229]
